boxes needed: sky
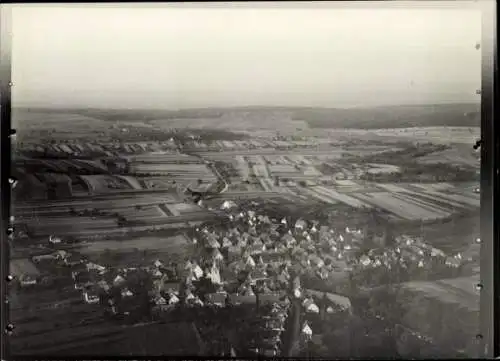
[8,2,484,109]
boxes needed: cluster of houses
[181,201,365,354]
[350,234,477,287]
[245,302,290,357]
[26,235,183,319]
[186,199,479,353]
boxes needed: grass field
[80,175,133,193]
[77,234,189,254]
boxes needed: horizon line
[12,101,481,112]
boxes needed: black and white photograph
[6,2,484,358]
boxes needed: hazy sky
[9,2,483,109]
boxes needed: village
[9,194,479,357]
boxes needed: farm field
[127,153,200,163]
[259,180,481,222]
[77,234,189,255]
[234,155,251,181]
[311,186,371,208]
[376,183,480,209]
[80,175,134,193]
[166,202,205,214]
[21,213,216,238]
[364,163,401,174]
[140,178,177,190]
[352,192,451,220]
[294,187,339,204]
[117,175,143,190]
[14,192,182,214]
[416,147,479,168]
[15,158,110,175]
[129,163,216,183]
[371,127,480,145]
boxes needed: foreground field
[77,234,189,255]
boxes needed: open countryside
[8,4,483,359]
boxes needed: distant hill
[14,103,480,130]
[290,103,481,129]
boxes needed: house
[150,268,163,278]
[32,254,57,263]
[245,256,256,268]
[295,219,307,230]
[206,236,221,249]
[229,227,241,237]
[184,260,193,271]
[64,254,86,267]
[121,287,134,298]
[205,266,222,285]
[206,292,227,307]
[262,349,278,357]
[221,237,232,248]
[113,275,127,287]
[228,245,243,260]
[462,243,480,263]
[97,280,111,292]
[153,260,164,268]
[167,292,180,305]
[241,232,251,242]
[259,215,271,224]
[247,244,266,255]
[153,295,167,307]
[248,226,258,236]
[445,257,461,268]
[306,289,353,314]
[228,294,257,306]
[86,262,106,274]
[74,271,93,290]
[192,264,204,279]
[211,249,224,262]
[301,321,313,340]
[155,279,180,294]
[237,282,256,296]
[265,319,285,331]
[303,298,320,313]
[83,287,100,304]
[275,272,289,287]
[221,200,237,210]
[187,295,204,307]
[316,268,330,280]
[281,234,297,247]
[430,247,446,258]
[308,255,325,268]
[259,293,281,306]
[48,235,62,245]
[249,269,268,284]
[53,250,69,260]
[359,255,372,267]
